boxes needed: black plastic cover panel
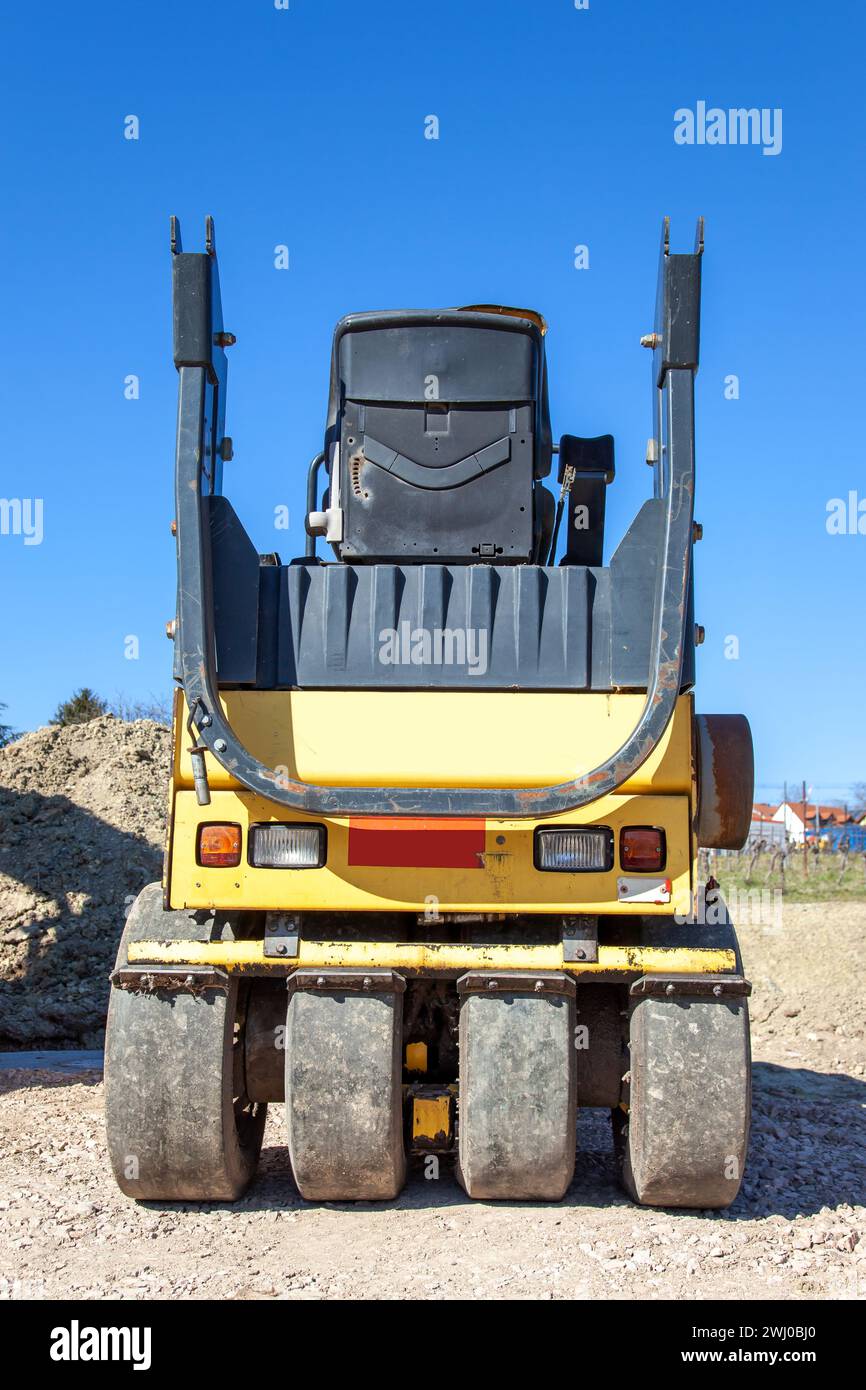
[259,562,592,689]
[339,322,536,403]
[207,497,693,693]
[341,401,536,562]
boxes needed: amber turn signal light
[197,823,242,867]
[620,826,666,872]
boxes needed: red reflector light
[620,827,666,872]
[198,823,242,867]
[348,818,486,869]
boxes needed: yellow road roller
[105,215,754,1205]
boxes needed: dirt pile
[0,717,170,1046]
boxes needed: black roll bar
[171,215,701,817]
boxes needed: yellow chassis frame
[128,940,736,976]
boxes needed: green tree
[52,688,109,727]
[0,702,19,749]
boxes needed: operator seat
[319,307,554,564]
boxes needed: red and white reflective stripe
[348,818,486,869]
[617,876,672,904]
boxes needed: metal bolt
[200,714,212,727]
[165,619,177,640]
[362,976,372,991]
[274,943,288,956]
[487,980,499,991]
[214,331,236,347]
[219,437,234,462]
[694,624,705,646]
[640,332,661,349]
[266,921,279,932]
[665,983,676,996]
[575,948,587,961]
[693,521,703,542]
[170,519,177,536]
[712,984,723,997]
[184,975,194,988]
[214,738,227,753]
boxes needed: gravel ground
[1,904,863,1301]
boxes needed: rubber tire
[616,993,751,1208]
[457,987,577,1201]
[285,986,406,1201]
[104,883,266,1201]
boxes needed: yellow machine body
[166,689,697,917]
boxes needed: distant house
[773,801,855,845]
[747,803,786,847]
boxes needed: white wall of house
[773,803,807,843]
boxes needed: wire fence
[700,837,866,900]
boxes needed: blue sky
[1,0,863,801]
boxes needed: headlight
[249,824,326,868]
[534,827,613,872]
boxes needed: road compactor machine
[105,216,754,1206]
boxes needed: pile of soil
[0,718,170,1047]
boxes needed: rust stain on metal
[696,714,754,850]
[260,766,304,793]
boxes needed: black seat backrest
[325,310,552,564]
